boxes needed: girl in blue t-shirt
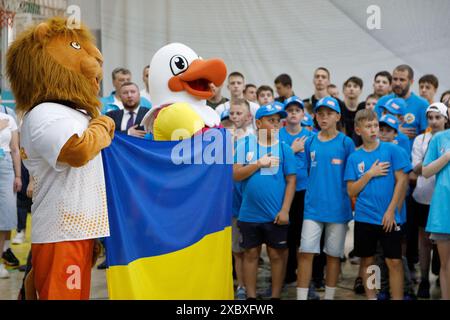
[422,128,450,300]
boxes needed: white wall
[74,0,450,102]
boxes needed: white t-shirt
[20,103,110,244]
[113,95,124,110]
[140,89,151,102]
[0,113,17,152]
[215,100,260,130]
[412,132,435,205]
[121,106,141,132]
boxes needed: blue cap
[301,113,314,127]
[220,109,230,121]
[379,98,406,116]
[314,96,341,114]
[283,96,305,110]
[255,102,288,120]
[379,114,399,131]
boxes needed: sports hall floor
[0,217,442,300]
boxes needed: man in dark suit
[106,82,149,138]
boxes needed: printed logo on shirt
[310,151,317,167]
[246,152,254,162]
[404,113,415,124]
[331,158,343,165]
[358,161,365,174]
[440,145,450,155]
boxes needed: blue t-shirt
[375,92,428,140]
[304,132,355,223]
[394,131,411,156]
[231,136,254,218]
[424,130,450,234]
[344,142,412,225]
[235,138,297,223]
[279,127,315,191]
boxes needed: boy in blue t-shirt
[234,103,297,299]
[229,100,256,300]
[378,98,411,154]
[345,109,411,300]
[279,96,314,284]
[297,96,355,300]
[422,129,450,300]
[376,113,417,299]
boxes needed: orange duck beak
[168,58,227,100]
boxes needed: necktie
[126,111,135,131]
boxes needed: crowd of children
[1,62,449,301]
[222,65,450,300]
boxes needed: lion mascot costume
[6,17,115,300]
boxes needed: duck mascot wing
[141,43,227,141]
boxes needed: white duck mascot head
[142,43,227,141]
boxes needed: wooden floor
[0,217,442,300]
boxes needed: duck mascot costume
[6,17,113,300]
[141,43,227,141]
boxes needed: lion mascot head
[6,17,103,119]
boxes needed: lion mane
[6,17,103,118]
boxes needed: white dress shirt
[121,106,141,132]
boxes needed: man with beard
[106,82,150,138]
[375,65,428,144]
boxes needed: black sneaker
[348,249,356,258]
[404,292,417,300]
[353,277,365,295]
[312,279,325,292]
[2,248,19,267]
[417,280,430,299]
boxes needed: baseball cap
[255,102,288,120]
[379,114,399,132]
[426,102,448,119]
[283,95,305,110]
[301,113,313,127]
[220,109,230,121]
[314,96,341,114]
[379,98,406,116]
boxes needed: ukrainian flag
[102,129,233,300]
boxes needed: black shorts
[237,221,288,249]
[411,198,430,229]
[287,190,306,248]
[354,221,403,259]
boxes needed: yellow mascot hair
[6,17,102,118]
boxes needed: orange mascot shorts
[31,239,94,300]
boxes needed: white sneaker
[12,230,25,244]
[0,264,10,279]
